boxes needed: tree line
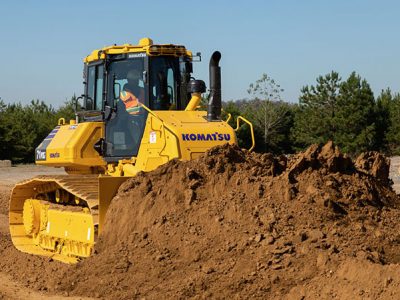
[224,71,400,156]
[1,70,400,163]
[0,98,75,163]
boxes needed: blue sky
[0,0,399,106]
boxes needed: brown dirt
[2,142,400,299]
[0,185,11,215]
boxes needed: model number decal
[36,149,46,161]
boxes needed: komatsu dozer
[9,38,254,263]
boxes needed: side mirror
[75,95,85,112]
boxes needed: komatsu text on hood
[182,133,231,142]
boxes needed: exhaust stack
[207,51,222,121]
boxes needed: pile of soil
[1,141,400,299]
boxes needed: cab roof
[84,37,192,63]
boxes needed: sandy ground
[0,165,66,185]
[0,157,400,299]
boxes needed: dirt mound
[1,142,400,299]
[55,142,400,299]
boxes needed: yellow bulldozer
[9,38,254,263]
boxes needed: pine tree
[385,91,400,154]
[292,71,341,148]
[374,88,392,152]
[334,72,377,154]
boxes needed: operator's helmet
[127,69,141,81]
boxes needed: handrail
[225,112,232,124]
[139,103,161,120]
[234,116,255,152]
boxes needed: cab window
[149,56,180,110]
[95,65,104,110]
[86,64,104,110]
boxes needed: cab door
[103,55,149,161]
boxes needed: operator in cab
[120,69,145,115]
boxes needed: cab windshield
[108,57,146,109]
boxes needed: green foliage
[222,74,295,153]
[243,99,295,153]
[222,100,253,150]
[292,71,341,148]
[0,97,76,163]
[2,71,400,163]
[292,71,386,155]
[55,96,76,121]
[334,72,377,153]
[213,72,399,155]
[374,88,392,152]
[383,90,400,154]
[247,74,284,102]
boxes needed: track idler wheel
[22,199,41,235]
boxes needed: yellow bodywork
[9,37,253,263]
[36,121,106,174]
[111,108,236,176]
[84,37,192,64]
[10,107,239,263]
[10,175,99,263]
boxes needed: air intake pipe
[207,51,222,121]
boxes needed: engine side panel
[35,122,106,170]
[122,110,237,176]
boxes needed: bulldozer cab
[82,46,192,161]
